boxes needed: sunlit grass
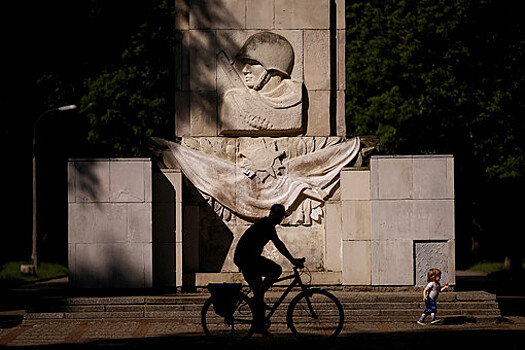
[0,261,68,283]
[468,260,525,275]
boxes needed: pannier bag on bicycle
[207,283,243,317]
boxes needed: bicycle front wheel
[287,288,344,340]
[201,293,255,342]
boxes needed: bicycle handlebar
[293,257,306,270]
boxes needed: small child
[417,268,449,325]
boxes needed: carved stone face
[235,32,294,79]
[241,61,268,89]
[218,32,303,136]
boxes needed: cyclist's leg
[238,264,265,332]
[255,257,281,335]
[238,257,282,334]
[258,257,282,293]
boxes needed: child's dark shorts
[423,298,437,315]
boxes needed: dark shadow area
[334,329,525,350]
[455,274,499,294]
[441,316,477,325]
[1,0,173,267]
[301,83,310,135]
[197,200,234,273]
[498,295,525,317]
[0,314,23,329]
[152,169,177,289]
[0,274,184,328]
[329,0,337,136]
[0,277,69,328]
[68,161,103,204]
[455,270,525,317]
[182,178,233,275]
[455,270,525,295]
[70,249,152,290]
[175,0,247,134]
[3,328,525,349]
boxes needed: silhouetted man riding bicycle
[234,203,304,337]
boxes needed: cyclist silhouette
[234,203,304,337]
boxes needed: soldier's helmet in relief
[235,32,295,79]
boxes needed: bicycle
[201,263,344,342]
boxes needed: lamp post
[29,104,77,274]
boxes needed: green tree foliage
[0,1,175,263]
[347,0,525,268]
[346,0,525,182]
[80,0,175,156]
[37,0,175,157]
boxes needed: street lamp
[24,104,77,275]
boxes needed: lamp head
[58,105,77,111]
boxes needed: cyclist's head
[269,204,286,224]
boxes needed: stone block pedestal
[341,155,455,286]
[67,155,455,289]
[68,159,153,288]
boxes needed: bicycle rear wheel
[287,288,344,340]
[201,293,255,342]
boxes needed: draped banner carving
[152,137,363,225]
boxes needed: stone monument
[68,0,455,289]
[150,0,363,287]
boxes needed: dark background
[0,0,523,274]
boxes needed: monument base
[67,155,455,289]
[175,154,455,289]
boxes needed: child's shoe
[430,319,440,324]
[416,320,426,325]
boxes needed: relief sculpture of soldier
[218,32,303,136]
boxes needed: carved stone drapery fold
[152,137,361,225]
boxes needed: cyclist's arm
[273,237,294,261]
[272,237,303,267]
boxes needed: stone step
[26,301,499,313]
[26,290,497,304]
[24,291,501,323]
[25,303,499,314]
[24,311,501,324]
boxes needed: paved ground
[1,317,525,349]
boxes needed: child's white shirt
[426,282,440,300]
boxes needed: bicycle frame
[264,267,316,322]
[202,266,343,341]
